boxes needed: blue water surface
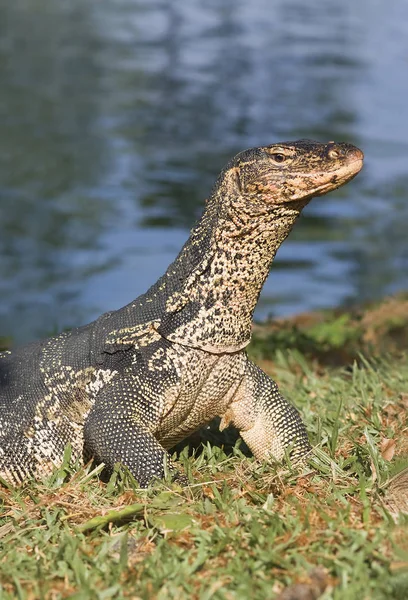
[0,0,407,343]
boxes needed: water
[0,0,407,343]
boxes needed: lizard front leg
[220,359,311,463]
[83,376,177,487]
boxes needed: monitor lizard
[0,139,364,486]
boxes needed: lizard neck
[158,193,307,353]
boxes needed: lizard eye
[270,153,286,163]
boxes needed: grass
[1,296,408,599]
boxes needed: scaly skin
[0,140,363,486]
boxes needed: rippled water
[0,0,407,343]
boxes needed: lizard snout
[326,142,364,164]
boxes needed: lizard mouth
[313,156,364,196]
[290,152,364,200]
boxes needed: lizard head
[228,139,364,205]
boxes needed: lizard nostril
[328,148,340,159]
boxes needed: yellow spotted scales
[0,140,363,486]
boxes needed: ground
[0,294,408,600]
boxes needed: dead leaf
[381,438,396,461]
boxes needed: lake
[0,0,407,343]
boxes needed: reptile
[0,139,363,487]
